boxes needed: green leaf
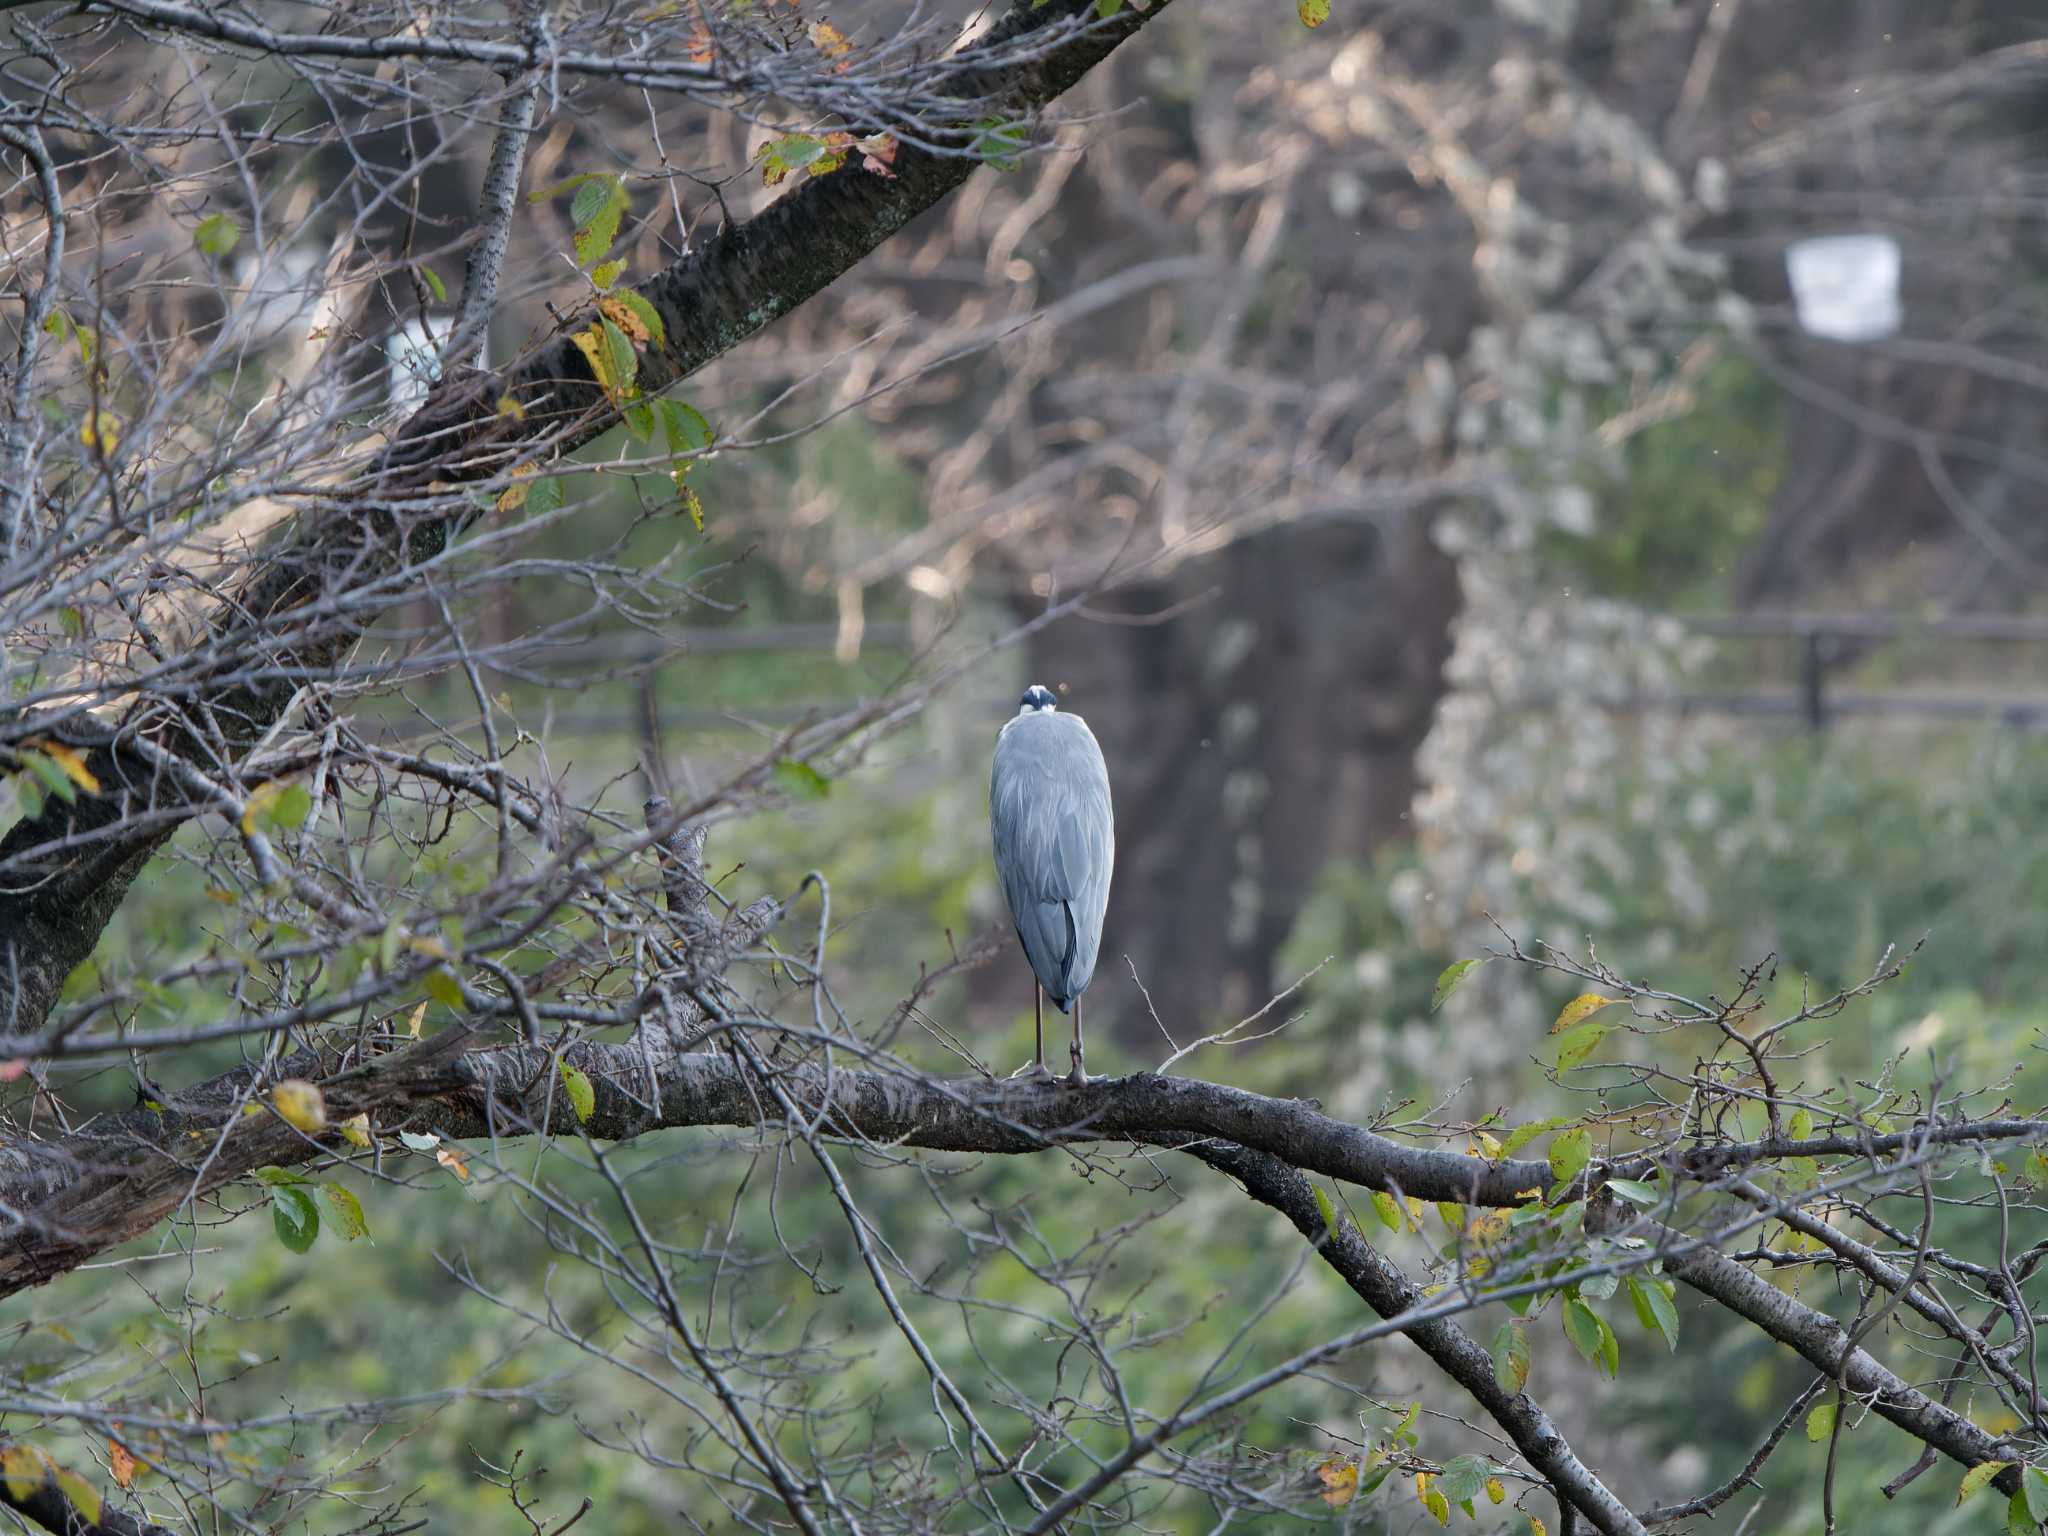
[1561,1297,1617,1376]
[1298,0,1330,25]
[570,173,626,232]
[560,1060,596,1124]
[1603,1177,1659,1208]
[2026,1466,2048,1524]
[1438,1455,1487,1506]
[971,118,1027,172]
[1500,1116,1573,1158]
[591,259,625,291]
[1789,1107,1813,1140]
[599,318,638,393]
[252,1165,309,1187]
[267,782,313,831]
[621,400,655,441]
[58,606,83,639]
[525,476,564,517]
[1094,0,1123,14]
[321,1183,370,1242]
[419,264,447,304]
[54,1468,101,1527]
[1369,1189,1403,1231]
[1311,1183,1340,1238]
[1548,1128,1592,1187]
[1429,958,1484,1012]
[424,967,465,1009]
[270,1186,320,1254]
[21,750,75,805]
[1626,1273,1680,1351]
[1805,1401,1837,1442]
[1958,1462,2009,1506]
[19,773,47,820]
[760,133,828,185]
[2012,1488,2037,1536]
[398,1131,441,1153]
[1491,1319,1529,1393]
[194,212,241,257]
[774,759,831,801]
[1552,1018,1609,1071]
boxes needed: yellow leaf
[407,1001,426,1039]
[36,742,99,794]
[1957,1461,2008,1505]
[79,409,120,453]
[241,780,285,836]
[272,1079,326,1133]
[340,1112,372,1150]
[1404,1196,1425,1230]
[1298,0,1331,25]
[1424,1486,1449,1525]
[404,935,450,961]
[495,394,526,421]
[1,1444,48,1500]
[204,886,236,904]
[1531,1519,1549,1536]
[1486,1476,1506,1504]
[1477,1130,1502,1158]
[1551,993,1617,1034]
[55,1467,100,1526]
[436,1145,471,1182]
[1317,1458,1358,1508]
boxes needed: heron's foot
[1065,1053,1088,1089]
[1012,1060,1057,1084]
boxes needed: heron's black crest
[1018,685,1058,713]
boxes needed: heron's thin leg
[1034,983,1045,1075]
[1067,997,1088,1088]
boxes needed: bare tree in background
[2,2,2047,1534]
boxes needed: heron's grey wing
[991,716,1114,1005]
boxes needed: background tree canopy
[2,1,2047,1533]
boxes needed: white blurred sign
[1785,234,1901,342]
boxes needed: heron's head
[1017,685,1058,715]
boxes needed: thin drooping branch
[1616,1207,2024,1497]
[1203,1143,1648,1536]
[449,66,544,364]
[0,108,64,553]
[0,0,1181,1043]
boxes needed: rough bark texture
[1209,1144,1648,1536]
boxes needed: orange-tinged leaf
[272,1079,326,1133]
[599,296,651,345]
[108,1437,136,1490]
[1317,1458,1357,1507]
[808,19,851,62]
[436,1145,471,1181]
[1530,1518,1549,1536]
[1551,993,1618,1033]
[36,742,99,794]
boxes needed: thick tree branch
[0,0,1179,1041]
[1612,1206,2025,1497]
[1201,1143,1648,1536]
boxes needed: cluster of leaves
[524,174,718,527]
[6,739,98,821]
[1314,1402,1513,1528]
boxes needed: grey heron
[990,684,1115,1085]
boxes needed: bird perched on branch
[990,684,1115,1085]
